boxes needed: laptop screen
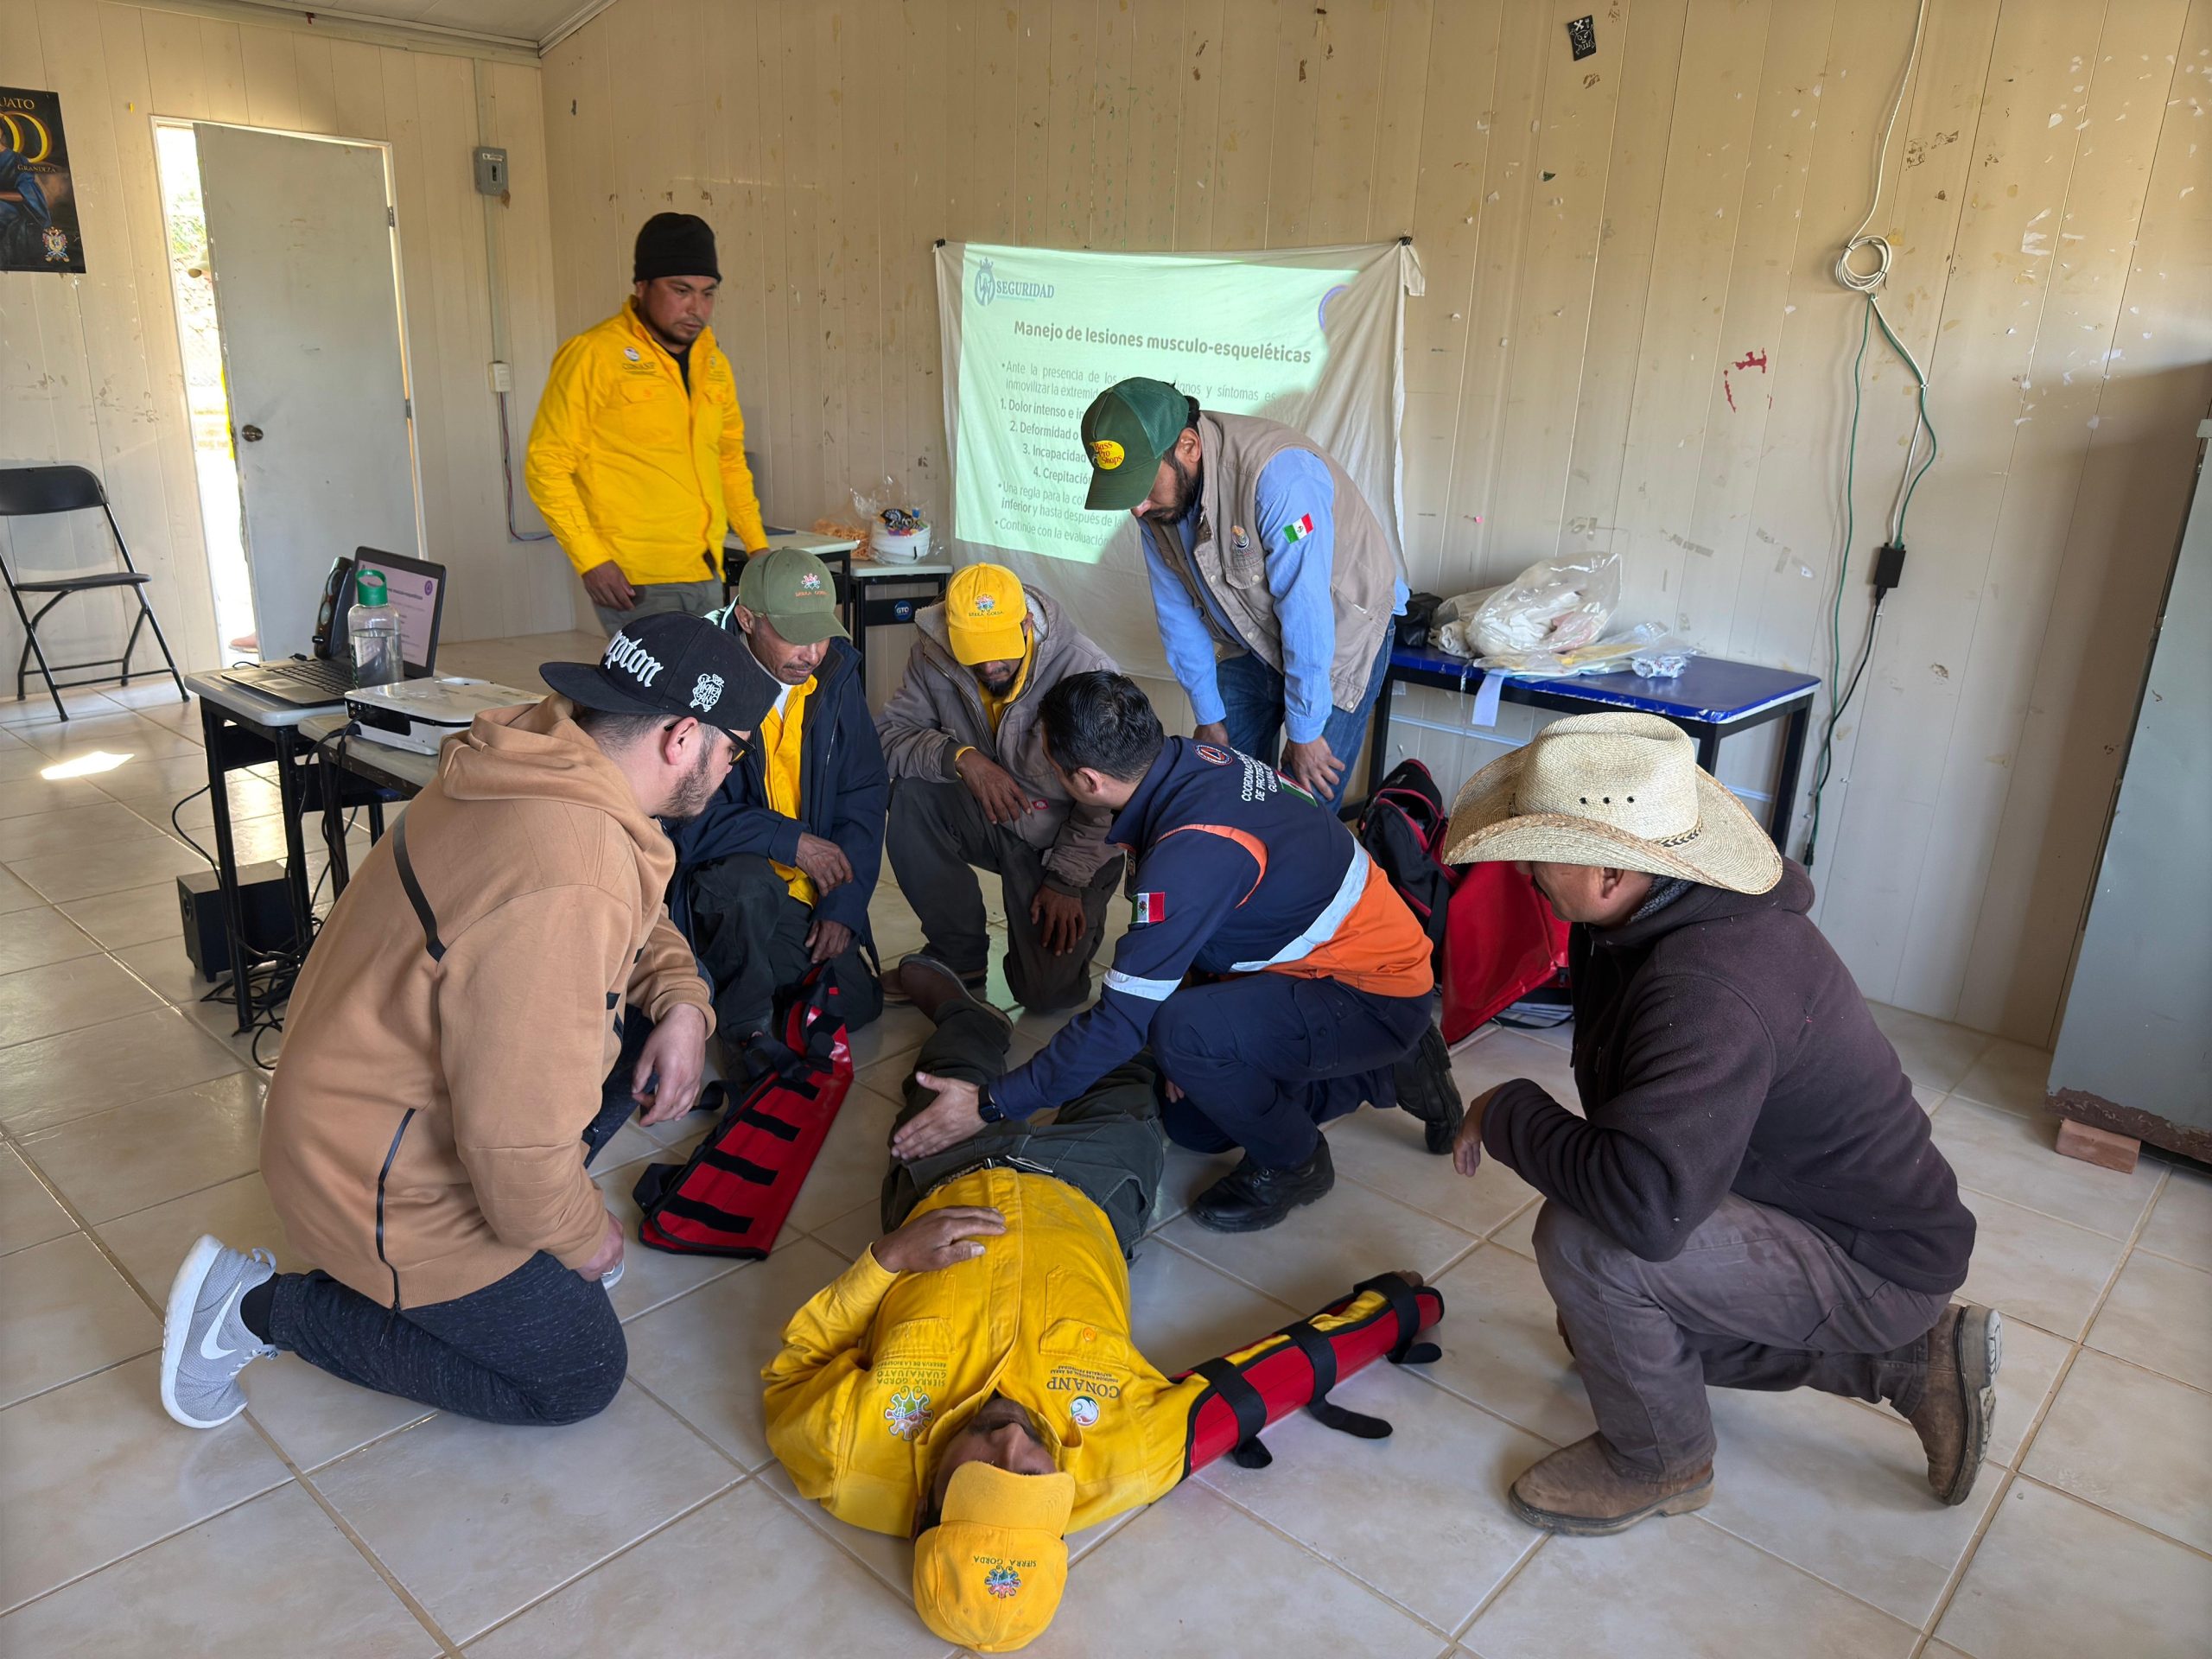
[346,550,445,675]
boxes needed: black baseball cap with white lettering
[541,613,774,737]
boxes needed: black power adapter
[1872,542,1908,597]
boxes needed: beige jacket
[260,698,713,1308]
[1141,411,1398,710]
[874,583,1120,890]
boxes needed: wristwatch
[976,1080,1007,1125]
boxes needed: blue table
[1370,646,1821,845]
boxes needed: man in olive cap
[669,547,887,1058]
[528,212,769,632]
[1079,378,1407,809]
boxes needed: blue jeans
[1214,627,1395,810]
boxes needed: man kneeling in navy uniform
[891,671,1459,1232]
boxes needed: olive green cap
[736,545,848,645]
[1079,378,1189,511]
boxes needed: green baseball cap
[1079,378,1190,511]
[736,545,849,645]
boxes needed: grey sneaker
[160,1235,276,1428]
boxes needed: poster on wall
[0,87,86,273]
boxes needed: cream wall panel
[536,0,2211,1047]
[0,1,568,690]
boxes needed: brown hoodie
[260,697,714,1309]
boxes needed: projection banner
[934,240,1420,680]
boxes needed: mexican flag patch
[1281,512,1315,543]
[1132,892,1167,925]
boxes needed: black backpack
[1354,759,1454,969]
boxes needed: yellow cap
[944,564,1030,665]
[912,1463,1074,1651]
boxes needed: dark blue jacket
[993,738,1430,1120]
[667,639,886,943]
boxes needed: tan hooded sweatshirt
[260,697,714,1309]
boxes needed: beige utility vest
[1140,412,1398,712]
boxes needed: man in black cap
[161,614,777,1432]
[528,213,770,633]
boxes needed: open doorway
[151,118,423,665]
[152,123,255,658]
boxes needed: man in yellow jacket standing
[528,213,769,632]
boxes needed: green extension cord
[1803,292,1939,868]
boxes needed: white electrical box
[487,360,512,393]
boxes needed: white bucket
[869,521,932,564]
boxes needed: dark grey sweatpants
[882,1000,1165,1257]
[1535,1194,1950,1481]
[885,778,1122,1014]
[683,852,881,1047]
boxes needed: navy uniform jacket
[992,740,1432,1121]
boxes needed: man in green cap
[667,546,887,1057]
[1079,378,1407,810]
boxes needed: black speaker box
[177,863,296,979]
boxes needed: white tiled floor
[2,667,2209,1656]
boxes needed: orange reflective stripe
[1156,823,1268,906]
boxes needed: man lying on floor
[1443,712,1993,1535]
[158,614,772,1431]
[763,957,1445,1652]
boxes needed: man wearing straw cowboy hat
[1441,712,1994,1536]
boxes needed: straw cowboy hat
[1443,712,1783,895]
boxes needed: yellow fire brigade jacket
[762,1162,1401,1537]
[525,299,766,588]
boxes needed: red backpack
[631,971,854,1258]
[1357,759,1569,1044]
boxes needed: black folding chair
[0,464,188,721]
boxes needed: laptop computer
[219,548,448,708]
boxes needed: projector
[345,677,536,754]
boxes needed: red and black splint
[1179,1274,1447,1472]
[632,973,854,1258]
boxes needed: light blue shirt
[1142,448,1407,743]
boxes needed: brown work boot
[1509,1434,1713,1535]
[893,954,1010,1039]
[1901,1303,2001,1506]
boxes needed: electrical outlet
[488,360,512,393]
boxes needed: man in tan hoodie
[158,613,774,1430]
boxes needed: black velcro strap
[391,816,444,962]
[1286,1323,1394,1440]
[698,1146,778,1184]
[652,1192,758,1236]
[733,1107,802,1141]
[1192,1358,1274,1469]
[1354,1273,1440,1365]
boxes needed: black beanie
[634,213,720,283]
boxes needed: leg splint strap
[631,974,853,1258]
[1179,1280,1446,1475]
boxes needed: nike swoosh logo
[199,1281,245,1363]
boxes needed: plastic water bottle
[346,569,404,687]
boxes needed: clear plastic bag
[1465,552,1621,658]
[1475,620,1668,678]
[1630,638,1697,679]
